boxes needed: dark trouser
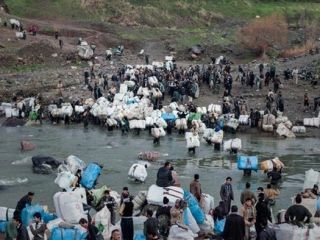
[243,169,252,176]
[110,209,115,225]
[153,137,160,144]
[121,218,133,240]
[214,143,221,151]
[188,147,196,154]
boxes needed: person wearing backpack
[156,197,171,238]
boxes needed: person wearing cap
[190,174,202,202]
[14,192,34,219]
[156,161,174,188]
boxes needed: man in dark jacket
[156,162,173,187]
[285,194,312,224]
[120,194,134,240]
[144,209,160,240]
[16,218,30,240]
[29,212,46,240]
[14,192,34,219]
[258,219,276,240]
[190,174,202,201]
[156,197,171,238]
[220,177,234,214]
[255,193,272,239]
[97,190,117,225]
[223,205,245,240]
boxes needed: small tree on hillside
[237,14,288,57]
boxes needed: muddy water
[0,124,319,214]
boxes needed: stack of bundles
[276,123,295,138]
[223,138,242,151]
[260,157,284,172]
[129,120,146,129]
[292,126,306,134]
[207,104,222,115]
[237,156,258,171]
[151,127,166,138]
[262,113,276,132]
[304,117,320,128]
[185,132,200,148]
[128,163,148,182]
[191,120,207,134]
[175,118,187,130]
[0,207,14,222]
[147,185,184,206]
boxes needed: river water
[0,124,319,214]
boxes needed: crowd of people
[3,158,320,240]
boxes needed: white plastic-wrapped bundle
[239,115,249,125]
[276,116,288,124]
[128,163,148,182]
[148,76,158,86]
[223,138,242,151]
[263,114,276,125]
[274,223,308,240]
[75,105,84,113]
[225,118,239,130]
[210,130,224,144]
[185,132,200,148]
[151,128,160,138]
[262,124,273,132]
[292,126,306,133]
[208,104,222,115]
[175,119,187,130]
[304,118,320,128]
[145,117,154,126]
[107,118,118,127]
[276,123,295,138]
[155,118,167,128]
[119,84,128,94]
[196,107,207,114]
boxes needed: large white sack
[66,155,86,174]
[239,115,249,125]
[72,187,87,204]
[0,207,14,221]
[184,207,200,234]
[276,123,295,138]
[168,224,198,240]
[11,108,19,117]
[128,164,148,182]
[147,184,184,207]
[151,128,160,138]
[263,114,276,125]
[223,138,242,151]
[199,214,214,234]
[145,117,154,126]
[225,118,239,130]
[5,108,12,118]
[276,116,288,124]
[309,225,320,240]
[303,169,320,190]
[75,105,85,113]
[203,128,214,140]
[53,191,87,224]
[93,206,112,240]
[148,76,158,86]
[208,104,222,115]
[210,130,224,144]
[120,84,128,94]
[292,126,306,133]
[262,124,273,132]
[159,127,166,137]
[201,194,214,214]
[274,223,308,240]
[185,132,200,148]
[303,118,319,127]
[61,104,73,117]
[54,171,76,190]
[46,218,64,231]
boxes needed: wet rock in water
[20,140,36,151]
[2,117,26,127]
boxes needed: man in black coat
[156,161,173,187]
[223,205,245,240]
[14,192,34,219]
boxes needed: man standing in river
[220,177,234,214]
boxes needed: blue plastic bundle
[80,163,102,190]
[237,155,258,171]
[50,227,87,240]
[134,231,146,240]
[21,204,44,226]
[183,190,205,224]
[0,221,7,233]
[161,113,176,121]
